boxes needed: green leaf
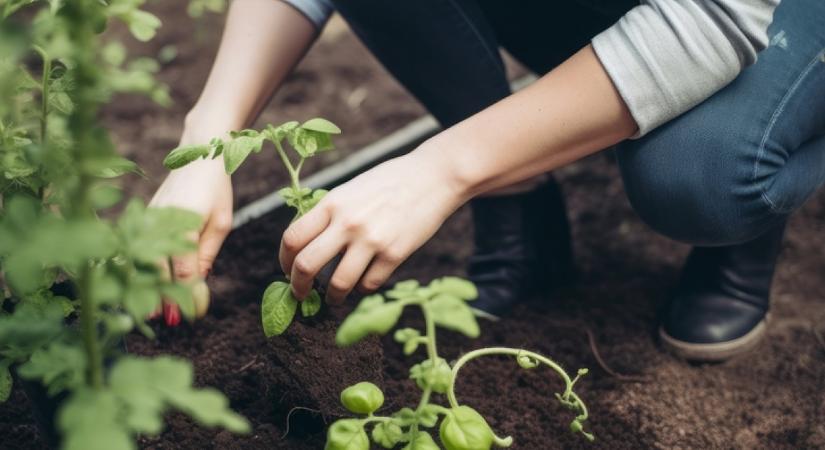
[223,135,263,175]
[439,406,496,450]
[102,41,127,67]
[403,431,439,450]
[261,281,298,337]
[305,189,328,211]
[123,276,161,320]
[127,10,162,42]
[301,118,341,134]
[0,301,64,360]
[163,144,210,169]
[371,421,403,449]
[165,388,250,433]
[425,294,480,338]
[385,280,420,299]
[110,356,250,435]
[264,121,299,142]
[409,358,452,394]
[161,283,195,321]
[301,289,322,317]
[83,156,143,178]
[335,294,403,347]
[428,277,478,301]
[17,342,85,396]
[418,404,441,428]
[0,363,12,403]
[58,388,134,450]
[325,419,369,450]
[516,352,539,369]
[339,382,384,415]
[393,328,421,355]
[117,200,201,264]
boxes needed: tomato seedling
[164,118,341,336]
[0,1,247,449]
[325,277,594,450]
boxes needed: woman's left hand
[279,145,468,304]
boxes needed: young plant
[0,1,248,448]
[163,118,341,336]
[325,277,594,450]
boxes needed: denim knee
[616,125,783,247]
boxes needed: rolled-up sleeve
[282,0,335,29]
[592,0,779,137]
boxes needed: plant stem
[78,264,103,389]
[273,140,307,215]
[445,347,587,423]
[33,45,50,146]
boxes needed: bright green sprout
[325,277,594,450]
[164,117,341,335]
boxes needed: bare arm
[150,0,319,322]
[184,0,319,135]
[280,45,636,303]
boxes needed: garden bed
[2,4,825,450]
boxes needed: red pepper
[163,302,181,327]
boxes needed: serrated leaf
[261,281,298,337]
[58,388,133,450]
[425,294,479,338]
[301,290,322,317]
[163,144,210,169]
[223,135,263,175]
[371,421,403,448]
[17,342,85,396]
[301,118,341,134]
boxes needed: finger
[290,228,346,300]
[325,245,375,305]
[170,231,200,282]
[357,254,403,294]
[279,206,331,277]
[198,215,232,277]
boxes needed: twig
[235,355,259,373]
[543,319,648,383]
[280,406,325,439]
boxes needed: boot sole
[659,318,768,362]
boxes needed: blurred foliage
[0,1,248,448]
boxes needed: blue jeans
[333,0,825,245]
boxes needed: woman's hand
[279,146,469,304]
[149,131,234,324]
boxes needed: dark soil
[2,4,825,450]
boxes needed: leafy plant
[0,1,248,448]
[163,117,341,336]
[325,277,594,450]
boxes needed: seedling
[164,118,341,335]
[326,277,593,450]
[0,2,246,449]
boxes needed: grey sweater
[283,0,779,137]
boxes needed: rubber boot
[469,176,574,316]
[659,222,786,362]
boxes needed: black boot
[468,177,574,316]
[660,222,786,362]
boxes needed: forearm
[184,0,318,136]
[424,45,636,200]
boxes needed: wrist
[182,106,246,142]
[411,136,478,207]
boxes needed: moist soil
[2,5,825,450]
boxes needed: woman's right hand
[149,132,234,324]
